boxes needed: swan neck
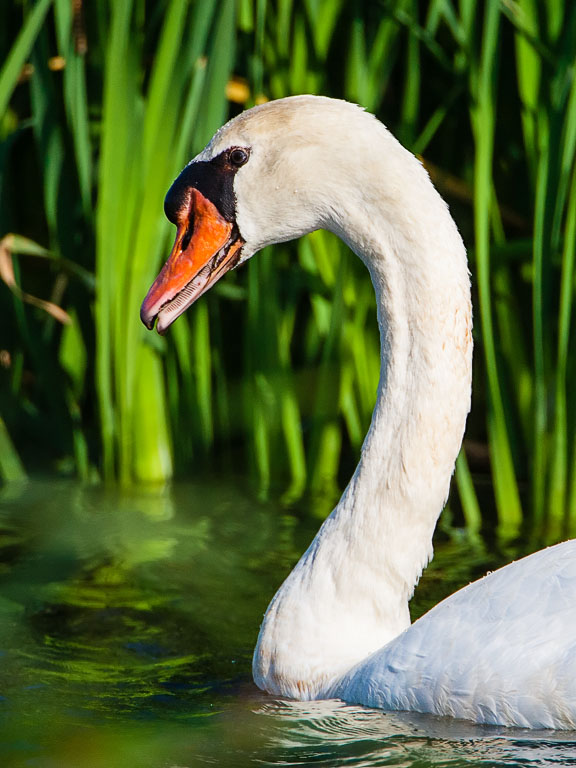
[253,138,472,699]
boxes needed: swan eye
[229,147,249,167]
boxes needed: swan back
[332,540,576,729]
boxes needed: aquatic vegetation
[1,1,576,538]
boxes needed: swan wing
[331,540,576,728]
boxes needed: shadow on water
[0,479,574,767]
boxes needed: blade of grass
[0,0,53,119]
[455,449,481,532]
[0,414,27,482]
[469,0,523,535]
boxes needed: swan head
[140,95,385,333]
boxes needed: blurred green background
[2,0,576,540]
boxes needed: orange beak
[140,188,244,334]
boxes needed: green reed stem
[470,0,523,534]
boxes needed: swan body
[141,95,576,729]
[333,540,576,729]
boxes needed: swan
[140,95,576,729]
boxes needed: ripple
[253,699,576,767]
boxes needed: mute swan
[141,95,576,729]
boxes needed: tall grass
[95,0,237,483]
[1,1,576,538]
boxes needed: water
[0,479,575,767]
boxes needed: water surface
[0,479,574,767]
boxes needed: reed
[2,0,576,537]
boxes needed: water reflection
[0,479,574,767]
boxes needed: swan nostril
[181,225,193,252]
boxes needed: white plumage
[333,540,576,728]
[182,96,576,728]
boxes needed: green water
[0,479,575,767]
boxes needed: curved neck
[253,137,472,699]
